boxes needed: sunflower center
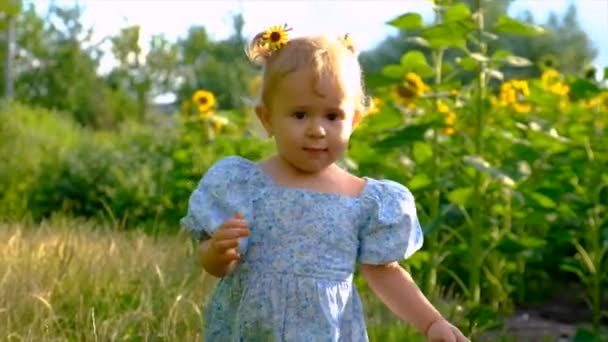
[199,97,208,105]
[397,84,416,99]
[270,31,281,42]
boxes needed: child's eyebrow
[326,107,345,114]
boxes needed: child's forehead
[276,68,349,102]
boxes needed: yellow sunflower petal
[192,89,216,113]
[262,24,291,51]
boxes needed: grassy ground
[3,218,555,341]
[0,218,212,341]
[0,218,432,341]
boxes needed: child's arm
[197,213,249,278]
[360,262,468,341]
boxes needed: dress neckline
[233,156,371,201]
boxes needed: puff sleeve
[358,179,424,265]
[180,156,252,254]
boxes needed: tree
[6,3,121,127]
[0,0,21,100]
[360,0,596,82]
[175,14,255,111]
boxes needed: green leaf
[365,73,398,88]
[568,78,601,101]
[381,65,405,79]
[529,192,556,209]
[457,56,478,71]
[494,15,544,36]
[372,122,437,149]
[445,3,471,22]
[604,67,608,80]
[422,20,475,49]
[400,51,428,67]
[412,141,433,163]
[491,50,512,59]
[387,13,424,30]
[572,327,600,342]
[447,187,473,207]
[0,0,21,16]
[408,174,432,190]
[400,51,434,78]
[497,235,545,254]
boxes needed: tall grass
[0,217,214,341]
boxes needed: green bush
[0,102,272,232]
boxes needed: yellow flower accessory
[192,89,216,113]
[261,24,291,51]
[341,34,355,52]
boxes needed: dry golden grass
[0,217,216,341]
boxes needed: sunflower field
[1,0,607,340]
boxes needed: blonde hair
[246,33,366,113]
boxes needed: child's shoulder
[201,155,258,184]
[364,177,414,203]
[206,155,254,174]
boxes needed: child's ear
[255,104,273,137]
[352,111,363,127]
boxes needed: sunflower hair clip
[261,23,292,51]
[341,34,356,53]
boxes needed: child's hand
[208,212,249,267]
[426,318,469,342]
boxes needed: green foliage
[0,102,272,232]
[1,0,607,339]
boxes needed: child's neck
[261,155,364,197]
[272,155,337,183]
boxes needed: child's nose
[306,120,326,138]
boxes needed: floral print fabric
[181,156,423,341]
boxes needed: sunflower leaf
[422,20,475,49]
[365,73,398,88]
[372,122,438,150]
[447,187,474,207]
[445,3,471,22]
[400,51,434,78]
[381,65,406,79]
[493,15,544,36]
[387,13,424,30]
[568,78,601,101]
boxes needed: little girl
[181,25,469,342]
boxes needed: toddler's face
[257,68,359,174]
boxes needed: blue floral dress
[181,156,423,341]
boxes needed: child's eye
[293,111,306,119]
[326,113,342,121]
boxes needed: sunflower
[192,89,216,113]
[437,100,449,114]
[262,24,291,51]
[496,80,532,113]
[393,72,430,106]
[341,34,355,51]
[366,96,382,116]
[541,69,570,97]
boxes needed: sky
[29,0,608,75]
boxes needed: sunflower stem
[469,0,488,306]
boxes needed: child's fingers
[212,238,240,251]
[214,227,249,241]
[219,248,240,262]
[220,217,248,229]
